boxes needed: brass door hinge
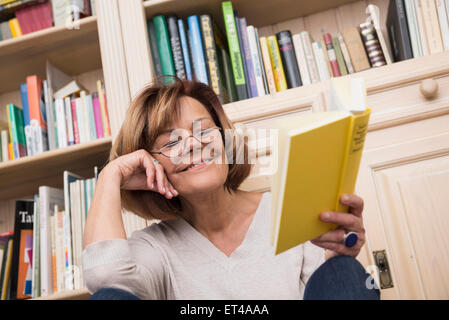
[373,250,394,289]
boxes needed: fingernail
[322,212,331,220]
[342,194,350,202]
[167,191,172,198]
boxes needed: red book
[70,97,80,144]
[323,33,341,77]
[15,7,32,34]
[40,1,53,28]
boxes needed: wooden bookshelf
[0,16,101,94]
[0,137,112,200]
[32,288,90,300]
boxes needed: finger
[163,176,173,199]
[153,161,166,194]
[311,228,346,243]
[340,194,364,217]
[320,211,362,232]
[167,181,178,197]
[310,240,357,257]
[143,155,156,190]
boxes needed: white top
[82,192,325,299]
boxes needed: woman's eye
[164,141,180,148]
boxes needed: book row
[0,0,96,41]
[0,62,111,163]
[387,0,449,62]
[0,168,97,299]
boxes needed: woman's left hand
[310,193,366,260]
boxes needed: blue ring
[344,232,358,248]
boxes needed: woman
[83,78,380,300]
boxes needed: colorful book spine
[6,104,27,159]
[153,15,176,76]
[70,97,80,145]
[267,35,288,92]
[167,15,186,79]
[277,30,302,89]
[300,31,320,83]
[147,20,163,78]
[259,37,277,94]
[55,99,68,148]
[26,75,49,154]
[9,18,22,38]
[19,83,34,157]
[177,19,193,81]
[92,92,104,139]
[188,15,209,85]
[337,33,355,74]
[238,17,258,97]
[64,97,75,146]
[97,81,111,137]
[323,33,341,77]
[292,33,311,86]
[222,1,248,100]
[359,21,386,68]
[332,36,348,76]
[247,25,266,96]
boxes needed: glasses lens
[161,128,220,158]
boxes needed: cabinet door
[356,114,449,300]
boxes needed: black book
[276,30,302,89]
[9,200,34,300]
[167,15,186,79]
[386,0,413,62]
[147,20,163,77]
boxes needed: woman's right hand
[105,149,178,199]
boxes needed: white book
[259,36,277,94]
[254,28,269,95]
[51,0,71,27]
[292,33,311,86]
[247,25,266,97]
[80,91,91,143]
[64,97,75,145]
[54,205,65,293]
[312,42,330,81]
[75,97,86,144]
[86,95,97,141]
[366,4,394,64]
[300,31,320,83]
[39,186,64,297]
[404,0,423,57]
[415,0,430,55]
[436,0,449,50]
[91,0,96,16]
[31,194,39,298]
[1,130,8,161]
[337,33,355,74]
[69,180,80,290]
[24,125,34,156]
[54,80,84,101]
[55,99,68,148]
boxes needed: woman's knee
[89,288,141,300]
[304,255,381,300]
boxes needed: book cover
[26,75,49,154]
[270,77,370,254]
[337,33,355,74]
[341,27,371,72]
[404,0,423,57]
[247,25,266,96]
[222,1,248,101]
[10,200,34,299]
[359,21,387,68]
[332,36,348,76]
[96,81,111,137]
[187,15,209,85]
[238,17,258,97]
[267,35,288,92]
[323,33,341,77]
[147,20,163,78]
[153,15,176,76]
[292,33,311,86]
[259,37,277,95]
[277,30,302,89]
[177,19,193,81]
[6,104,27,159]
[167,15,186,79]
[300,31,320,83]
[386,0,414,61]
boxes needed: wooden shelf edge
[31,288,91,300]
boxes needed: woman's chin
[174,166,226,194]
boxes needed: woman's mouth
[180,156,216,173]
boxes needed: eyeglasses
[150,126,222,158]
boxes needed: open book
[270,77,371,255]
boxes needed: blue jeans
[89,256,380,300]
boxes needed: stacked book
[0,0,96,40]
[0,168,98,299]
[0,62,111,163]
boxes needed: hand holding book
[311,193,365,260]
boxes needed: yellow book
[270,77,371,254]
[8,18,22,38]
[9,142,14,160]
[96,80,111,137]
[1,238,13,300]
[267,35,288,92]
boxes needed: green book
[153,15,176,77]
[222,1,248,101]
[147,20,163,77]
[6,104,27,158]
[332,37,348,76]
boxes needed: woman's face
[151,96,229,196]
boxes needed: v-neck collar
[170,192,269,270]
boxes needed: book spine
[71,98,80,145]
[292,33,311,86]
[300,31,320,83]
[92,92,104,139]
[97,81,111,137]
[337,33,355,74]
[323,33,341,77]
[359,22,387,68]
[153,15,176,76]
[147,20,163,78]
[75,96,86,144]
[341,27,371,71]
[187,15,209,85]
[277,30,302,89]
[7,104,27,158]
[56,99,68,148]
[259,37,277,94]
[31,194,39,298]
[50,212,57,293]
[387,0,414,61]
[43,80,56,151]
[55,209,65,293]
[254,27,269,95]
[313,42,331,81]
[1,237,13,299]
[415,0,430,55]
[86,95,97,141]
[267,35,288,92]
[335,110,371,213]
[9,18,22,38]
[218,44,238,102]
[404,0,423,57]
[64,97,75,145]
[39,189,51,296]
[247,25,266,96]
[80,91,90,143]
[200,14,223,101]
[320,39,333,77]
[26,75,48,154]
[435,0,449,51]
[238,18,258,97]
[332,36,348,76]
[420,0,444,54]
[222,1,248,100]
[1,130,9,162]
[177,19,193,81]
[234,15,250,98]
[167,15,186,79]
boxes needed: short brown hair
[109,77,253,221]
